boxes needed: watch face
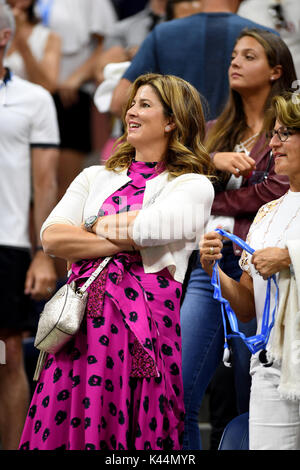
[85,216,97,230]
[86,216,97,225]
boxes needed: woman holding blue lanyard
[200,92,300,450]
[180,28,296,450]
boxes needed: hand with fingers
[213,152,256,178]
[199,230,225,276]
[24,251,57,301]
[252,247,291,280]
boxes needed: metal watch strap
[84,215,98,232]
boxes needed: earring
[165,125,171,132]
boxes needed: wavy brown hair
[268,92,300,129]
[205,28,297,154]
[105,73,215,178]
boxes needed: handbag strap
[212,228,279,356]
[76,256,112,296]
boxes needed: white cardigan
[41,165,214,283]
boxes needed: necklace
[262,193,300,248]
[235,132,259,156]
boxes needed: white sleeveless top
[4,24,51,80]
[43,0,117,87]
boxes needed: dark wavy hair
[27,0,39,24]
[205,28,297,153]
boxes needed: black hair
[27,0,39,25]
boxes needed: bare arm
[93,45,129,84]
[31,147,59,242]
[93,211,139,247]
[213,152,256,178]
[58,34,105,106]
[110,77,132,117]
[200,231,256,322]
[25,147,59,299]
[16,31,61,93]
[42,223,132,262]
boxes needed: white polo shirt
[0,69,60,250]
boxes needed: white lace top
[239,190,300,367]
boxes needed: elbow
[110,79,131,118]
[41,227,56,256]
[110,96,123,118]
[47,82,58,94]
[237,307,256,324]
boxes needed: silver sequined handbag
[34,256,112,355]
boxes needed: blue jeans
[181,244,256,450]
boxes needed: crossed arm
[42,211,140,263]
[42,170,214,264]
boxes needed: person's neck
[134,146,165,163]
[241,88,271,136]
[150,0,167,16]
[201,0,239,13]
[289,179,300,192]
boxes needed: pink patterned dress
[19,160,185,450]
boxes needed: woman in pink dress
[19,73,215,450]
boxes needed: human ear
[165,122,176,132]
[270,65,282,82]
[0,29,12,48]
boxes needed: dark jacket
[211,134,290,255]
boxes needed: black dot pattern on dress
[19,159,185,451]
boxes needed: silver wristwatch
[84,215,98,232]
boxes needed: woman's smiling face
[125,85,170,152]
[270,119,300,181]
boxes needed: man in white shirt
[0,1,60,450]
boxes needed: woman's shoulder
[81,165,106,176]
[252,194,286,226]
[71,165,106,186]
[79,165,128,184]
[205,119,217,133]
[172,172,214,187]
[168,172,215,200]
[30,23,52,43]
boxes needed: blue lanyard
[36,0,54,26]
[211,228,279,360]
